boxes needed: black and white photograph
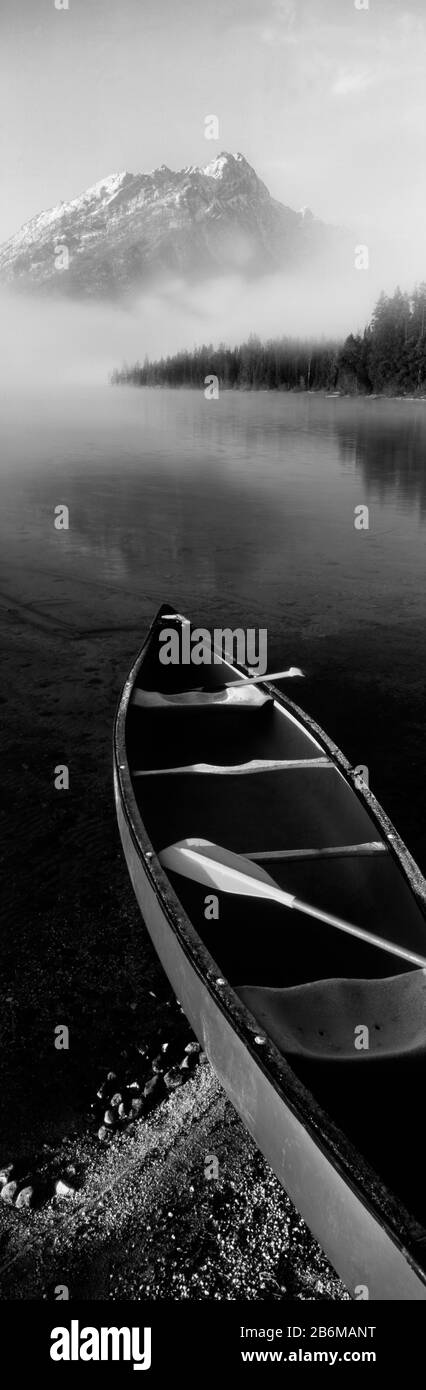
[1,0,426,1366]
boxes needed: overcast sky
[1,0,425,270]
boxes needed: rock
[97,1125,112,1143]
[128,1081,141,1094]
[131,1097,144,1119]
[179,1056,194,1073]
[107,1071,117,1084]
[16,1185,36,1210]
[103,1109,117,1129]
[164,1067,184,1091]
[110,1093,122,1109]
[180,1046,200,1072]
[118,1102,131,1121]
[1,1181,18,1204]
[55,1178,76,1198]
[0,1164,14,1188]
[151,1053,167,1074]
[143,1074,163,1103]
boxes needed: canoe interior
[125,612,426,1229]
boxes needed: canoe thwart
[244,841,388,862]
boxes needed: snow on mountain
[0,152,343,300]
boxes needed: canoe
[114,604,426,1300]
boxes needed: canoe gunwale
[113,605,426,1290]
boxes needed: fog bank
[0,256,415,392]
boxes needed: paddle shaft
[219,667,303,688]
[186,668,303,692]
[288,894,426,970]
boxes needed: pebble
[164,1068,184,1091]
[55,1178,76,1198]
[16,1185,36,1210]
[1,1180,18,1205]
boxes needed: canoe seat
[236,969,426,1061]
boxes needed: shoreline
[111,381,426,402]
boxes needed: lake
[2,385,426,839]
[1,385,426,1153]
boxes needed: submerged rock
[152,1053,167,1074]
[143,1074,164,1103]
[16,1185,36,1210]
[97,1125,112,1144]
[0,1164,14,1188]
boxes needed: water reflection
[333,401,426,515]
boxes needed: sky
[1,0,426,266]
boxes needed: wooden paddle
[159,838,426,970]
[177,667,305,695]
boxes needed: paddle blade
[158,838,295,906]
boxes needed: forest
[112,286,426,396]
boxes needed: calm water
[1,384,426,864]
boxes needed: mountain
[0,152,345,300]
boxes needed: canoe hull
[114,765,426,1300]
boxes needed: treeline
[112,337,340,392]
[338,285,426,394]
[112,286,426,396]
